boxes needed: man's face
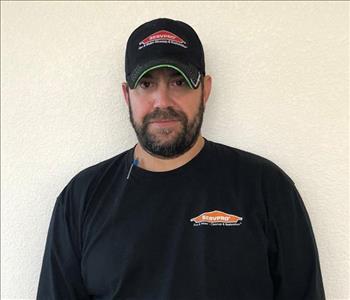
[123,68,209,158]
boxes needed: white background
[1,1,349,299]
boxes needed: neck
[134,135,205,172]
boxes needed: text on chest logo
[190,210,243,226]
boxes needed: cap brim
[127,59,201,89]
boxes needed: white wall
[1,1,348,299]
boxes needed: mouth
[149,119,179,123]
[149,119,180,127]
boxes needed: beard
[128,96,205,159]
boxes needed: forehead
[141,67,183,79]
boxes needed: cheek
[177,97,202,119]
[129,99,152,122]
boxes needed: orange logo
[138,30,187,50]
[190,210,243,226]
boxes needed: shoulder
[206,139,295,186]
[207,139,273,165]
[206,140,301,215]
[57,148,131,206]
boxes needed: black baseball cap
[125,18,205,89]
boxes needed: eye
[176,79,184,86]
[172,78,187,87]
[139,80,152,89]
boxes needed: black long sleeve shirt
[37,138,325,299]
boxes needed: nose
[152,83,174,108]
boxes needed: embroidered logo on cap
[138,30,187,50]
[190,210,243,226]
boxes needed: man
[37,18,325,300]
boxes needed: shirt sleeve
[37,190,90,300]
[264,169,326,300]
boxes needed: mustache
[143,107,186,124]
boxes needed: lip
[150,119,178,123]
[149,119,179,126]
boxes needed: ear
[202,75,212,105]
[122,82,130,106]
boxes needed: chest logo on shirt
[190,210,243,226]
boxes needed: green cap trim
[133,64,194,89]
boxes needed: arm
[264,168,326,300]
[37,191,90,299]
